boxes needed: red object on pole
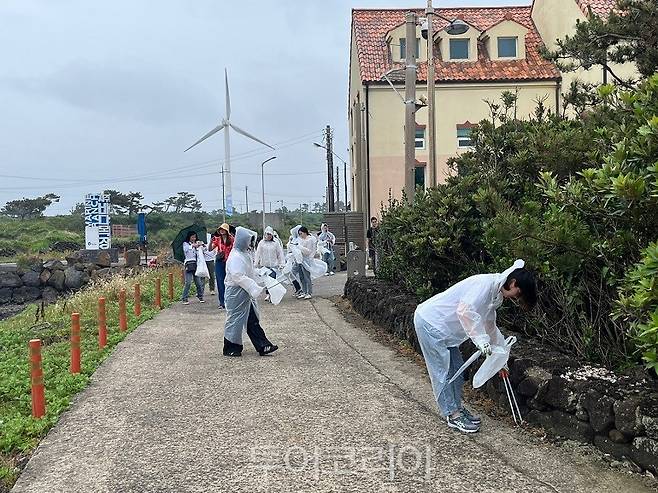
[29,339,46,418]
[168,271,174,301]
[98,297,107,349]
[70,312,81,374]
[155,277,162,309]
[134,283,141,317]
[119,289,128,331]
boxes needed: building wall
[532,0,637,92]
[348,27,366,214]
[366,81,558,217]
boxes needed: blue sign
[137,212,147,245]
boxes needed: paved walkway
[12,274,654,492]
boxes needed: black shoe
[223,350,242,357]
[258,344,279,356]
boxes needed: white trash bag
[195,248,210,279]
[472,336,517,388]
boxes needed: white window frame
[415,128,426,149]
[497,36,518,59]
[457,127,473,148]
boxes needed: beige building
[348,0,623,219]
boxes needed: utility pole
[221,165,226,223]
[344,154,348,211]
[404,11,417,202]
[245,186,249,214]
[426,0,437,187]
[336,165,340,211]
[325,125,335,212]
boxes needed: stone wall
[0,250,142,307]
[344,276,658,472]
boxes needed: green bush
[378,76,658,371]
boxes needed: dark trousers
[216,259,227,307]
[223,305,273,354]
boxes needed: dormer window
[449,39,469,60]
[497,36,517,58]
[400,37,420,59]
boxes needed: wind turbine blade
[229,123,275,150]
[225,68,231,120]
[184,122,226,152]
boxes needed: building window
[498,37,517,58]
[415,166,425,190]
[449,39,469,60]
[457,127,473,147]
[400,37,420,59]
[415,128,426,149]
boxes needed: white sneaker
[324,273,330,276]
[304,294,312,299]
[265,294,271,301]
[296,293,306,299]
[329,272,335,276]
[199,299,205,303]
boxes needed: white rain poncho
[255,226,285,270]
[195,247,210,278]
[282,225,303,281]
[296,233,327,279]
[223,227,265,346]
[415,259,525,348]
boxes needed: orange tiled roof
[575,0,617,17]
[352,7,561,83]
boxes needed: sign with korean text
[84,193,111,250]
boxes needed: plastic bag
[472,336,516,388]
[195,248,210,278]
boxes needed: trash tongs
[499,368,523,425]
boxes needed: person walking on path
[413,259,537,433]
[295,226,317,300]
[318,223,336,276]
[285,225,304,296]
[223,227,278,357]
[181,231,206,305]
[255,226,285,301]
[211,223,233,309]
[366,216,379,271]
[204,235,218,296]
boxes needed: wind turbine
[184,69,274,216]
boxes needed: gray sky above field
[0,0,519,215]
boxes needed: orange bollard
[155,277,162,309]
[168,271,174,301]
[70,313,81,374]
[119,288,127,332]
[29,339,46,418]
[98,297,107,349]
[134,283,141,317]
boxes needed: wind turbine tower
[185,69,274,216]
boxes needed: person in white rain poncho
[255,226,285,301]
[284,225,303,295]
[318,223,336,276]
[223,227,278,357]
[293,226,326,300]
[414,260,537,433]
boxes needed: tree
[126,192,144,215]
[102,190,130,214]
[164,192,203,213]
[543,0,658,87]
[1,194,60,219]
[70,202,85,215]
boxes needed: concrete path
[12,273,654,492]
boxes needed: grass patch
[0,267,184,491]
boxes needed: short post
[119,288,127,331]
[168,271,174,301]
[29,339,46,419]
[98,297,107,349]
[70,312,81,374]
[155,277,162,309]
[134,283,141,317]
[180,268,185,283]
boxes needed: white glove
[477,342,492,356]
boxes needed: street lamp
[261,156,276,234]
[314,142,348,211]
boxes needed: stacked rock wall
[344,276,658,472]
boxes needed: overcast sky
[0,0,519,215]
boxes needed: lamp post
[261,156,276,234]
[314,142,348,211]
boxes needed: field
[0,267,183,490]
